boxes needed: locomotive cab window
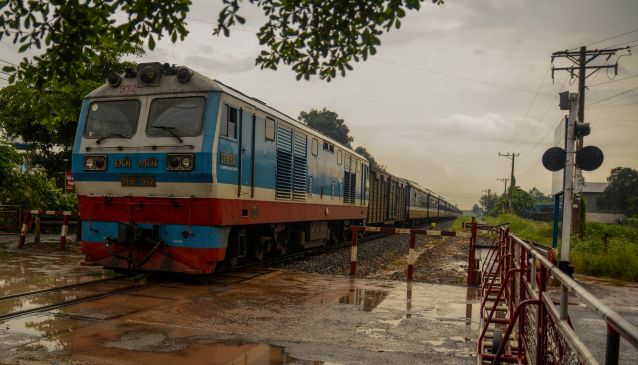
[84,99,140,139]
[265,117,275,141]
[147,97,206,137]
[221,104,239,139]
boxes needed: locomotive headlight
[180,155,193,169]
[166,154,194,171]
[85,158,94,169]
[168,156,180,169]
[84,155,107,171]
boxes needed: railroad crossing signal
[542,121,603,172]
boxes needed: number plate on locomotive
[120,175,156,187]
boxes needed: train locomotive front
[72,63,369,274]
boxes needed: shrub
[0,166,77,211]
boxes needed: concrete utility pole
[561,93,579,269]
[497,177,509,196]
[551,45,630,234]
[499,153,519,213]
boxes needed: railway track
[0,230,400,321]
[0,275,152,321]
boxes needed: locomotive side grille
[343,156,356,204]
[292,132,307,201]
[276,126,293,200]
[276,126,307,201]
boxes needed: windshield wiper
[150,125,183,144]
[96,133,131,144]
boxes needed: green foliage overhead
[0,139,20,180]
[1,1,186,85]
[598,167,638,217]
[1,0,443,85]
[299,108,354,147]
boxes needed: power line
[584,27,638,48]
[513,75,569,151]
[588,86,638,106]
[505,63,552,149]
[370,57,555,97]
[0,58,17,66]
[589,73,638,87]
[521,116,565,155]
[588,117,638,123]
[587,102,638,109]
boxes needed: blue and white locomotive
[73,63,369,273]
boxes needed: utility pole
[497,178,509,214]
[497,178,509,196]
[499,153,519,213]
[551,45,631,234]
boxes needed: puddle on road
[0,250,112,296]
[337,289,388,311]
[4,318,326,365]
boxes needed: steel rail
[0,278,152,321]
[0,275,131,301]
[511,234,638,349]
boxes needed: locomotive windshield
[84,100,140,139]
[146,97,206,137]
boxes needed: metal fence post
[467,217,478,285]
[407,231,416,281]
[60,214,70,250]
[18,211,31,247]
[34,213,41,243]
[605,324,620,365]
[350,227,358,276]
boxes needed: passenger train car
[72,63,459,274]
[366,167,462,227]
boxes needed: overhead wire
[588,86,638,106]
[369,57,555,97]
[582,27,638,48]
[511,75,570,152]
[0,58,17,66]
[589,74,638,87]
[588,102,638,109]
[504,63,552,150]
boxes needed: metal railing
[475,223,638,365]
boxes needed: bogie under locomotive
[72,63,460,274]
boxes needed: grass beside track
[453,214,638,282]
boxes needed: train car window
[265,117,276,141]
[220,104,238,139]
[323,141,329,151]
[337,149,343,164]
[84,99,140,139]
[147,97,206,137]
[311,138,319,156]
[329,144,334,153]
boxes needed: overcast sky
[2,0,637,209]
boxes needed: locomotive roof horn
[138,62,162,87]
